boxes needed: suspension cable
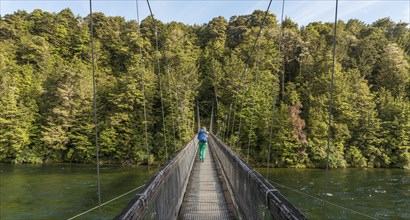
[246,43,262,163]
[160,52,185,139]
[162,43,181,153]
[169,63,185,147]
[233,0,273,151]
[68,184,146,220]
[196,99,201,131]
[235,102,242,149]
[88,0,101,215]
[223,113,228,141]
[324,0,339,218]
[228,94,238,139]
[267,0,285,179]
[146,0,168,161]
[136,0,150,169]
[266,89,277,179]
[210,101,214,133]
[279,0,286,100]
[246,90,255,163]
[225,103,233,141]
[166,63,178,154]
[192,106,196,134]
[227,0,273,141]
[246,0,273,68]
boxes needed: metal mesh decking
[117,134,306,220]
[178,146,236,220]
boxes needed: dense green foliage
[0,9,409,168]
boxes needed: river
[1,164,409,219]
[257,168,410,219]
[0,163,156,219]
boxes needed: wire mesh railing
[209,134,306,220]
[115,137,198,220]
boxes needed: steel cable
[88,0,102,216]
[267,179,377,220]
[267,0,285,179]
[245,42,262,163]
[146,0,168,161]
[324,0,339,218]
[165,63,178,154]
[68,184,145,219]
[135,0,151,169]
[232,0,273,150]
[279,0,286,100]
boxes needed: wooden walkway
[178,144,235,220]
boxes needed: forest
[0,9,409,168]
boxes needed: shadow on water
[0,163,157,220]
[257,168,410,220]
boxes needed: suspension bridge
[68,0,381,219]
[116,134,306,219]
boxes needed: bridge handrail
[116,136,198,220]
[209,134,306,220]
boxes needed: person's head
[202,126,206,130]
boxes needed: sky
[1,0,409,27]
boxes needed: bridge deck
[178,144,235,220]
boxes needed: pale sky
[1,0,409,27]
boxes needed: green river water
[257,168,410,219]
[0,163,156,220]
[1,164,409,219]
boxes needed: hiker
[197,127,209,162]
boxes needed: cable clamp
[247,169,257,178]
[265,188,278,205]
[139,193,147,211]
